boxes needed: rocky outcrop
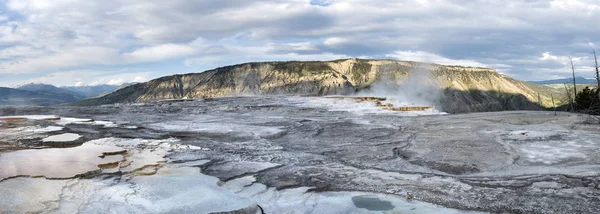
[77,59,563,113]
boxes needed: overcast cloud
[0,0,599,86]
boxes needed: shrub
[575,87,600,115]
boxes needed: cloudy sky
[0,0,599,87]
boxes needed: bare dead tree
[551,94,556,116]
[564,83,573,112]
[570,57,577,108]
[594,48,600,99]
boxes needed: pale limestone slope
[78,59,562,113]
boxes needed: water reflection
[0,143,124,180]
[42,133,81,142]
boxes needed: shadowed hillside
[0,87,82,106]
[439,89,545,113]
[530,77,597,85]
[18,83,86,100]
[0,83,122,106]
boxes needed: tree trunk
[551,94,556,116]
[593,49,599,100]
[570,57,577,108]
[564,83,573,112]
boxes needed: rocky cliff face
[78,59,562,113]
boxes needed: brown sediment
[99,150,128,158]
[328,96,387,102]
[131,164,163,176]
[373,101,393,107]
[97,161,120,169]
[354,97,387,102]
[120,159,133,168]
[346,96,434,112]
[0,118,27,128]
[324,96,433,112]
[384,106,433,112]
[0,141,24,152]
[0,118,28,122]
[0,116,60,128]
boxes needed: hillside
[0,87,82,106]
[530,77,597,85]
[77,59,564,113]
[18,83,86,100]
[60,84,120,98]
[0,83,123,106]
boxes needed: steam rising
[357,65,442,107]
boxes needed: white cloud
[323,37,348,47]
[107,78,125,85]
[0,42,200,74]
[386,50,488,68]
[132,76,146,83]
[550,0,600,13]
[0,46,120,73]
[282,42,319,51]
[539,52,575,64]
[183,43,348,71]
[0,0,599,82]
[3,69,154,86]
[184,56,224,67]
[124,43,196,62]
[538,52,588,67]
[0,45,46,59]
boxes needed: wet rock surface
[1,96,599,213]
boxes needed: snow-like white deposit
[0,115,59,120]
[518,141,591,165]
[289,96,445,116]
[42,133,81,142]
[504,129,568,140]
[33,126,63,133]
[122,167,256,213]
[0,143,124,180]
[0,167,258,214]
[0,135,262,213]
[56,117,118,128]
[1,126,63,137]
[149,121,286,139]
[0,126,66,144]
[226,176,481,214]
[91,120,119,128]
[55,117,92,125]
[0,132,482,213]
[0,165,482,214]
[0,137,187,180]
[0,178,68,213]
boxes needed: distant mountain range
[529,77,597,85]
[2,59,578,112]
[0,83,125,106]
[61,84,122,98]
[0,86,80,106]
[18,83,87,100]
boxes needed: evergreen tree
[575,87,600,114]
